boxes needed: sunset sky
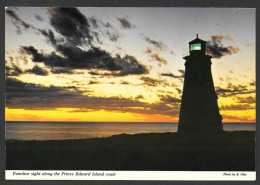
[5,7,255,122]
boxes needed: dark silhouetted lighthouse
[178,34,223,134]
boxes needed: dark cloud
[207,35,240,58]
[47,7,95,46]
[216,83,255,97]
[46,8,120,45]
[158,95,181,104]
[161,70,185,80]
[66,97,180,117]
[88,71,100,76]
[67,98,180,117]
[161,73,177,78]
[121,81,130,85]
[5,64,23,77]
[74,16,120,42]
[236,96,255,104]
[6,8,133,77]
[6,10,20,20]
[6,78,179,117]
[140,76,163,87]
[21,45,149,76]
[6,9,62,46]
[56,45,148,76]
[5,10,31,33]
[145,47,168,65]
[220,104,254,110]
[88,80,99,85]
[161,72,181,79]
[6,58,49,76]
[35,14,43,21]
[151,53,167,65]
[7,8,119,45]
[144,37,167,50]
[25,65,49,76]
[117,17,135,29]
[177,72,184,81]
[178,69,185,77]
[89,17,98,28]
[20,46,46,62]
[140,76,171,87]
[249,80,256,86]
[38,29,59,46]
[176,88,182,94]
[103,22,120,42]
[6,78,81,108]
[50,68,74,74]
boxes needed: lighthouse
[178,34,223,134]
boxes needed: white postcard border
[5,170,256,181]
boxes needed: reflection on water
[5,122,255,141]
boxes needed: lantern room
[189,34,207,56]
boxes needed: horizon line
[5,121,256,123]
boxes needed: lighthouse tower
[178,34,223,134]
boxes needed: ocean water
[5,122,256,141]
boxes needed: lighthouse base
[178,117,223,135]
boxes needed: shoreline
[5,129,255,141]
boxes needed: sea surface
[5,121,256,141]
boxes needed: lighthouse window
[190,43,201,51]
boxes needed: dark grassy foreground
[6,131,255,171]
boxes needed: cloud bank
[207,35,240,58]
